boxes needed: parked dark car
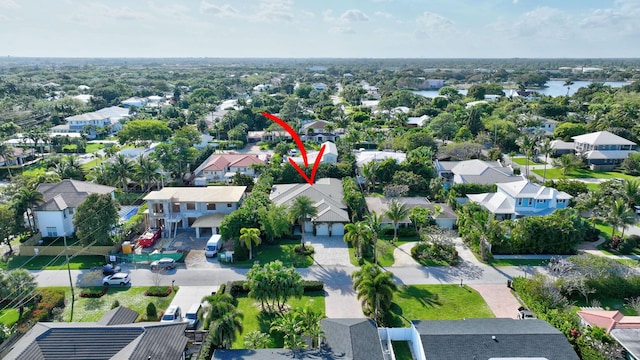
[102,264,122,276]
[150,258,176,271]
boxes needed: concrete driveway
[168,285,219,319]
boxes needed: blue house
[572,131,637,171]
[467,180,571,220]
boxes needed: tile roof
[355,151,406,168]
[321,318,384,360]
[578,310,640,333]
[413,318,579,360]
[572,131,636,146]
[582,150,637,160]
[270,178,349,223]
[200,153,264,172]
[36,179,116,211]
[143,186,246,203]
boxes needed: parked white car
[102,273,131,286]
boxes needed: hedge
[79,287,108,298]
[224,280,324,296]
[145,286,172,297]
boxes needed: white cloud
[374,11,393,19]
[340,9,369,22]
[255,0,294,22]
[89,3,149,21]
[0,0,19,9]
[200,1,238,16]
[414,11,456,38]
[330,26,355,34]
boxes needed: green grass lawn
[532,168,635,181]
[81,158,104,171]
[0,308,20,327]
[594,222,614,241]
[347,239,417,267]
[232,291,325,349]
[58,286,177,322]
[5,255,105,270]
[511,157,543,166]
[85,143,105,153]
[488,259,550,266]
[386,285,494,327]
[392,341,413,360]
[231,239,314,268]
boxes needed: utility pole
[64,235,75,321]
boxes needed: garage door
[315,223,329,236]
[331,223,344,236]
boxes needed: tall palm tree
[239,227,261,260]
[0,143,15,178]
[13,188,44,231]
[343,221,372,259]
[289,196,318,248]
[516,134,534,178]
[385,199,409,242]
[297,305,325,348]
[552,154,581,177]
[55,155,85,180]
[608,199,636,239]
[112,154,134,191]
[564,79,574,96]
[622,179,640,209]
[208,309,243,349]
[364,211,383,264]
[134,156,161,192]
[270,311,305,350]
[361,161,379,193]
[352,263,397,325]
[537,137,553,183]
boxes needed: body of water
[413,80,631,98]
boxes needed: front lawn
[488,258,550,267]
[231,239,314,268]
[385,285,494,327]
[6,255,105,270]
[81,158,104,171]
[58,286,177,322]
[347,239,417,267]
[532,168,635,181]
[0,308,20,327]
[232,291,325,349]
[85,143,105,153]
[511,157,541,166]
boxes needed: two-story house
[193,153,265,182]
[435,159,520,188]
[35,180,116,237]
[288,141,338,166]
[572,131,637,170]
[467,179,571,220]
[143,186,246,238]
[62,106,130,138]
[300,120,341,142]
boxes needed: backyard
[385,284,494,327]
[532,168,634,181]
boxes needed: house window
[207,203,216,210]
[517,198,523,206]
[46,227,57,237]
[68,208,74,214]
[172,203,180,212]
[527,198,532,206]
[537,199,544,203]
[227,203,232,208]
[186,203,195,210]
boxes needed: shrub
[617,236,637,254]
[146,302,157,320]
[79,287,108,298]
[111,300,121,309]
[411,242,460,266]
[301,280,324,292]
[294,245,314,256]
[29,288,65,323]
[145,286,172,297]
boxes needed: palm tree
[537,137,553,183]
[55,155,85,180]
[134,156,161,192]
[112,154,134,191]
[516,134,534,178]
[552,154,581,177]
[608,199,636,239]
[297,305,325,348]
[209,309,243,349]
[239,227,261,260]
[564,79,574,96]
[364,211,383,264]
[361,161,379,193]
[0,143,15,178]
[468,209,502,261]
[243,331,271,349]
[270,311,305,350]
[352,263,397,325]
[385,199,409,242]
[13,188,44,231]
[344,221,372,259]
[622,179,640,209]
[289,196,318,248]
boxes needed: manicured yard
[81,157,104,171]
[58,286,177,322]
[510,157,543,166]
[594,222,614,241]
[532,168,635,181]
[5,255,105,270]
[85,143,105,153]
[0,308,20,327]
[347,239,417,267]
[488,258,549,267]
[386,285,494,327]
[392,341,413,360]
[231,291,325,349]
[231,239,314,268]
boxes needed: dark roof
[413,318,579,360]
[611,329,640,359]
[36,179,115,211]
[321,318,384,360]
[3,310,188,360]
[97,306,139,326]
[213,348,347,359]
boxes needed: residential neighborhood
[3,45,640,360]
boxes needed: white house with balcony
[62,106,130,138]
[572,131,637,170]
[34,180,116,237]
[143,186,247,238]
[467,179,571,220]
[193,153,265,182]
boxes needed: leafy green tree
[344,221,372,259]
[74,193,120,246]
[352,263,397,325]
[364,211,383,264]
[13,187,43,231]
[117,119,172,144]
[54,155,85,180]
[5,269,37,319]
[288,196,318,248]
[208,307,243,350]
[622,179,640,209]
[553,122,586,141]
[270,311,306,350]
[232,172,255,192]
[427,113,457,141]
[259,204,291,244]
[0,204,16,253]
[297,305,325,348]
[552,154,582,177]
[385,199,409,241]
[239,227,261,260]
[134,156,161,192]
[245,260,304,313]
[112,154,134,191]
[243,331,271,349]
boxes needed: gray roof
[36,179,116,211]
[572,131,636,146]
[413,318,579,360]
[270,178,349,223]
[365,197,457,223]
[321,318,384,360]
[97,306,139,326]
[3,317,188,360]
[611,329,640,359]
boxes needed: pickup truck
[136,228,162,248]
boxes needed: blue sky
[0,0,638,58]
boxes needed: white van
[205,234,223,258]
[160,305,182,323]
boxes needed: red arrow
[262,112,325,185]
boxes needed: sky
[0,0,638,58]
